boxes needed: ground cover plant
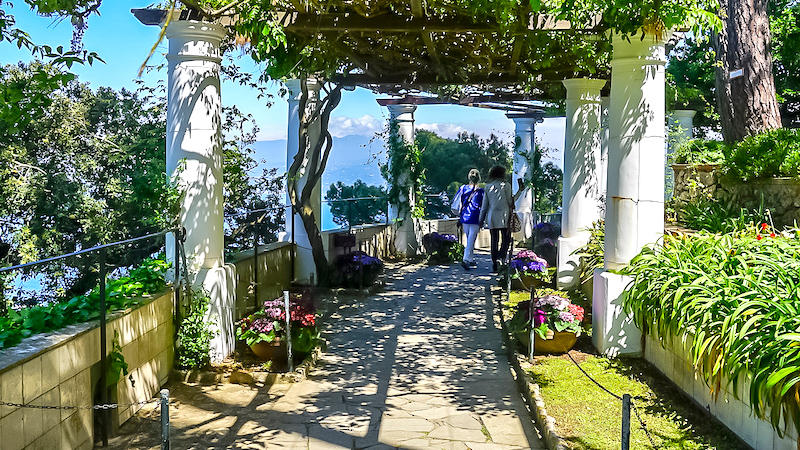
[0,258,170,349]
[622,225,800,436]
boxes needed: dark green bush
[723,128,800,181]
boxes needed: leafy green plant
[573,220,605,284]
[0,258,170,349]
[682,197,764,233]
[722,128,800,181]
[176,289,214,370]
[107,330,134,388]
[671,139,727,165]
[380,120,426,222]
[621,226,800,437]
[421,232,464,264]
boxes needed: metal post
[284,290,293,372]
[347,200,352,232]
[161,389,170,450]
[621,394,631,450]
[529,290,535,361]
[253,229,259,309]
[99,247,109,446]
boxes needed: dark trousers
[490,228,510,264]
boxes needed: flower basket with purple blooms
[329,251,384,288]
[508,290,585,347]
[422,232,464,264]
[509,250,549,281]
[235,291,320,354]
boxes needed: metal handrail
[0,228,180,274]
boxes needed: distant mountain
[252,135,388,231]
[252,135,387,189]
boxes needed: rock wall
[672,165,800,228]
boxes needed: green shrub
[176,289,214,369]
[723,128,800,181]
[572,220,604,283]
[621,227,800,437]
[671,139,727,165]
[0,258,170,349]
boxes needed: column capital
[610,31,667,67]
[165,20,227,62]
[284,78,322,101]
[387,103,417,119]
[672,109,697,120]
[562,78,607,102]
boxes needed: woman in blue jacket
[453,169,484,270]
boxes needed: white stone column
[164,20,234,362]
[283,79,322,284]
[508,115,537,240]
[600,97,610,201]
[557,78,606,289]
[387,104,420,256]
[666,110,696,199]
[593,32,667,357]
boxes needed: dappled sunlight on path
[103,252,543,449]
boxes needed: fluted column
[594,32,667,356]
[387,104,420,256]
[164,20,233,362]
[557,78,606,289]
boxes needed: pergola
[134,3,673,360]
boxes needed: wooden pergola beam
[283,12,502,33]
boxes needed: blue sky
[1,2,565,162]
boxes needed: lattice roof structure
[134,2,612,104]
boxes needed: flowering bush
[329,251,383,288]
[509,291,585,342]
[235,292,320,354]
[422,232,464,264]
[509,250,549,281]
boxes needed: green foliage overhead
[325,180,387,227]
[770,0,800,128]
[621,229,800,437]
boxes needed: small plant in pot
[235,292,320,360]
[509,292,584,354]
[422,232,464,264]
[501,250,550,290]
[329,251,383,288]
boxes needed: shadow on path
[101,251,543,449]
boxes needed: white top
[479,180,514,229]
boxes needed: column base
[196,265,237,363]
[556,235,588,290]
[592,269,642,357]
[393,218,420,257]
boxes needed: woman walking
[479,165,514,273]
[452,169,484,270]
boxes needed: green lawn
[524,351,749,450]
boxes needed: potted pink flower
[509,292,584,354]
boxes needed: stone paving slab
[101,252,544,449]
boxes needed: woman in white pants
[452,169,484,270]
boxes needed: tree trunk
[712,0,782,144]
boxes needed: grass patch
[526,350,748,449]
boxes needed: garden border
[490,283,569,450]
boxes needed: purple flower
[533,309,547,326]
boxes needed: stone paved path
[104,253,544,449]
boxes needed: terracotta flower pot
[533,331,578,355]
[249,339,287,361]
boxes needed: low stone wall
[322,223,394,261]
[0,290,174,449]
[645,333,798,449]
[228,241,293,319]
[672,164,800,228]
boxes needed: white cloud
[329,115,382,137]
[416,123,467,139]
